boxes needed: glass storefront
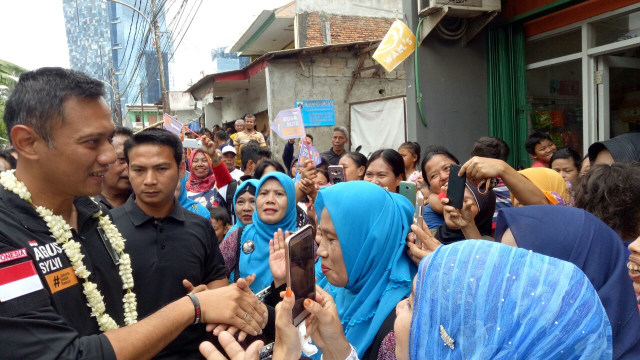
[524,4,640,155]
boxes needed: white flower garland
[0,170,137,331]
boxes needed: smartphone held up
[285,225,316,326]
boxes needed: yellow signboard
[372,20,416,72]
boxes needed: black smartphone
[447,164,466,209]
[285,224,316,326]
[328,165,346,185]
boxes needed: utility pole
[110,62,122,125]
[151,0,169,115]
[140,83,145,127]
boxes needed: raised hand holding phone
[406,222,442,266]
[446,164,466,209]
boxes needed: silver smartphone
[414,192,424,247]
[285,224,316,326]
[182,138,202,149]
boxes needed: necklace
[0,170,137,331]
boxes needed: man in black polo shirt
[112,128,228,359]
[0,67,266,359]
[95,126,133,209]
[320,126,349,165]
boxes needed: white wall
[266,50,407,163]
[296,0,402,17]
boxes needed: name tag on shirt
[0,261,44,302]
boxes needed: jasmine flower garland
[0,170,137,331]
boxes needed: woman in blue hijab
[177,171,210,219]
[394,240,612,359]
[315,181,416,358]
[222,172,298,292]
[495,205,640,360]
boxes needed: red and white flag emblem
[28,241,38,247]
[0,261,43,302]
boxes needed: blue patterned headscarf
[410,240,612,359]
[239,172,298,292]
[224,179,259,240]
[495,205,640,359]
[315,181,416,356]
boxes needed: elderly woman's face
[317,209,348,287]
[394,277,417,360]
[191,152,209,179]
[256,178,287,224]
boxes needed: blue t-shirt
[423,204,444,229]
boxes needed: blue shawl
[495,205,640,359]
[315,181,416,356]
[224,179,259,240]
[239,172,298,292]
[410,240,612,359]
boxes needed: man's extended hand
[199,332,262,360]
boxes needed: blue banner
[295,100,335,127]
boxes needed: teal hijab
[315,181,416,357]
[224,179,259,240]
[239,172,298,292]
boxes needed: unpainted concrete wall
[204,102,222,129]
[220,85,268,123]
[266,50,407,165]
[402,0,489,163]
[296,0,402,17]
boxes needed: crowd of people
[1,67,640,360]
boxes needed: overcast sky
[0,0,289,90]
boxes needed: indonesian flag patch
[0,261,44,302]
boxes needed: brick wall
[301,12,394,47]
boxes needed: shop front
[490,0,640,167]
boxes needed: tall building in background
[211,47,250,73]
[62,0,171,115]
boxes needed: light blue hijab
[224,179,259,240]
[178,171,210,219]
[315,181,416,357]
[239,172,298,292]
[410,240,612,359]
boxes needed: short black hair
[0,150,17,169]
[124,128,183,167]
[254,159,286,179]
[114,126,134,139]
[243,113,255,120]
[241,144,272,171]
[209,207,231,226]
[306,134,314,142]
[575,162,640,240]
[471,136,510,162]
[215,130,228,141]
[421,145,459,186]
[550,147,582,171]
[3,67,105,147]
[399,141,421,168]
[367,149,405,180]
[525,132,552,155]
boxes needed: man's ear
[179,160,186,178]
[10,125,42,161]
[247,160,255,174]
[224,223,232,233]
